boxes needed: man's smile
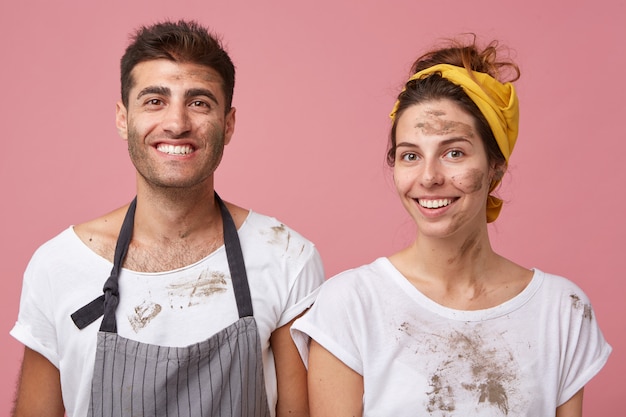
[156,144,194,155]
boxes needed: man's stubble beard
[126,124,226,193]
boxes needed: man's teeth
[418,199,452,209]
[157,144,193,155]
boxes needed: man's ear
[115,101,129,140]
[224,107,236,146]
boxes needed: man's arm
[270,316,310,417]
[12,347,65,417]
[307,339,364,417]
[556,388,583,417]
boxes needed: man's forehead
[127,59,225,102]
[130,59,224,86]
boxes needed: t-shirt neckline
[378,257,543,321]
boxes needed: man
[11,20,324,417]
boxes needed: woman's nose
[420,160,444,187]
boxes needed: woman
[291,38,611,416]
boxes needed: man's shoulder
[239,211,322,274]
[27,226,106,273]
[222,202,307,239]
[33,227,78,253]
[72,205,130,262]
[243,211,315,245]
[74,205,128,238]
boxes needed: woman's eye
[400,153,418,162]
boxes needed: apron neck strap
[216,193,254,318]
[71,193,254,332]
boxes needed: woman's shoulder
[534,268,587,292]
[318,258,395,295]
[533,268,594,304]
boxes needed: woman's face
[393,99,497,238]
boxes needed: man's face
[115,59,235,192]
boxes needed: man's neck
[133,186,221,242]
[121,182,226,272]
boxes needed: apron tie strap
[70,198,136,331]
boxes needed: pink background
[1,0,624,414]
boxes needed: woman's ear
[491,161,507,182]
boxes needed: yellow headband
[389,63,519,222]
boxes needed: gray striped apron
[71,194,271,417]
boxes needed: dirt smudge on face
[128,300,162,332]
[570,294,593,320]
[415,110,475,138]
[167,269,228,308]
[447,210,470,236]
[426,109,446,117]
[444,168,488,236]
[451,168,485,194]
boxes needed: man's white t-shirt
[12,211,325,417]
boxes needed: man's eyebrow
[185,88,219,105]
[136,86,170,100]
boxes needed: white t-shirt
[291,257,611,417]
[11,211,325,417]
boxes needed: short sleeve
[557,288,612,405]
[276,247,325,327]
[10,247,61,367]
[291,272,364,375]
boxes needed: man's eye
[190,100,209,107]
[147,99,162,105]
[447,150,464,158]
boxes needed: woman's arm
[271,317,310,417]
[270,319,309,417]
[556,388,584,417]
[308,339,364,417]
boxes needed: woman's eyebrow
[396,137,472,149]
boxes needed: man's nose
[162,103,191,136]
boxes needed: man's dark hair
[120,20,235,112]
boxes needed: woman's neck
[388,227,531,310]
